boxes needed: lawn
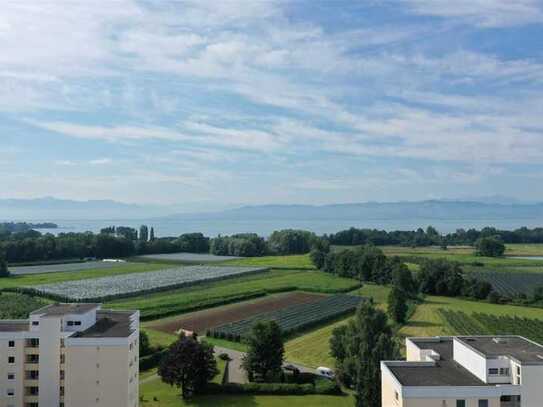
[0,262,167,289]
[220,255,315,269]
[139,375,354,407]
[108,269,360,320]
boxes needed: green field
[400,295,543,338]
[0,262,167,289]
[284,284,390,368]
[221,255,315,269]
[108,269,360,320]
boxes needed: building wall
[406,339,421,362]
[0,337,25,407]
[402,397,500,407]
[519,365,543,407]
[381,368,402,407]
[38,317,62,407]
[453,339,487,382]
[64,333,139,407]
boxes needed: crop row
[208,294,363,341]
[470,271,543,297]
[438,309,543,344]
[17,265,269,302]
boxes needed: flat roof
[387,338,489,387]
[457,336,543,365]
[0,321,29,332]
[30,303,100,317]
[70,310,135,338]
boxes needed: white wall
[453,339,487,382]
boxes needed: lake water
[34,217,543,238]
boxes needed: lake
[34,217,543,238]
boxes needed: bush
[204,382,318,395]
[474,236,505,257]
[139,349,168,371]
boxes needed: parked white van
[316,367,335,379]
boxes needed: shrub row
[203,379,340,396]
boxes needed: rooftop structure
[381,336,543,407]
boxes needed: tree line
[327,225,543,246]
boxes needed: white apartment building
[381,336,543,407]
[0,303,139,407]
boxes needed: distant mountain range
[167,200,543,222]
[1,197,542,226]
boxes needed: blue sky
[1,0,543,207]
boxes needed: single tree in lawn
[330,301,399,407]
[158,333,218,399]
[242,321,284,382]
[474,236,505,257]
[387,286,408,324]
[0,257,9,278]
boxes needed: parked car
[316,366,335,380]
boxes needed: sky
[1,0,543,207]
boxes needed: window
[32,321,39,326]
[6,389,14,397]
[74,321,81,326]
[8,356,15,364]
[67,321,74,326]
[8,340,15,348]
[456,401,466,407]
[478,400,489,407]
[488,368,499,375]
[500,368,510,376]
[7,373,15,380]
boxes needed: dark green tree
[387,286,408,324]
[242,321,284,382]
[0,257,10,278]
[417,259,465,296]
[139,330,153,357]
[391,260,416,298]
[139,225,149,242]
[150,227,155,241]
[474,236,505,257]
[309,238,330,269]
[330,301,398,407]
[158,333,218,399]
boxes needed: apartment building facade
[381,336,543,407]
[0,303,139,407]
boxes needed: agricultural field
[108,269,361,320]
[0,293,48,319]
[27,265,268,301]
[147,292,326,335]
[438,309,543,344]
[208,295,363,341]
[135,252,240,263]
[469,270,543,297]
[400,294,543,339]
[0,262,166,290]
[377,244,543,268]
[221,254,315,269]
[8,260,125,275]
[284,284,390,368]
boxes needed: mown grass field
[0,262,167,289]
[108,269,360,320]
[221,255,315,269]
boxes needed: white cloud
[403,0,543,27]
